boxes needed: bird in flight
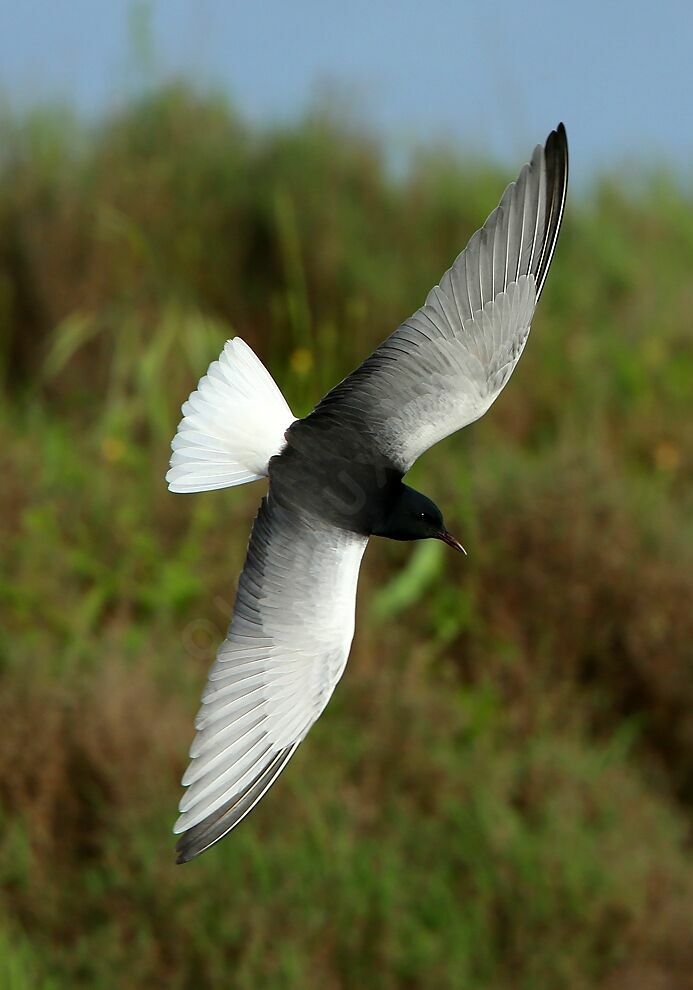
[167,125,568,862]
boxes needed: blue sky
[1,0,691,182]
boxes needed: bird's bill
[438,530,467,555]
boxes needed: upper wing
[174,494,368,862]
[309,124,568,473]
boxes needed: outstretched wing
[309,124,568,473]
[174,495,368,862]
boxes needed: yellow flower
[290,348,313,376]
[101,436,126,463]
[653,441,681,473]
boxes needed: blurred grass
[0,84,692,989]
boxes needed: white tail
[166,338,296,493]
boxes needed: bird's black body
[270,412,451,545]
[270,413,403,534]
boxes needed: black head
[372,484,466,553]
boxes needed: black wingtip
[175,828,200,864]
[172,743,300,864]
[533,121,569,300]
[546,122,568,157]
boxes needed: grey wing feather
[174,495,368,863]
[310,124,568,472]
[175,743,299,863]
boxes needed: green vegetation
[1,84,691,989]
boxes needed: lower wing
[174,494,368,862]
